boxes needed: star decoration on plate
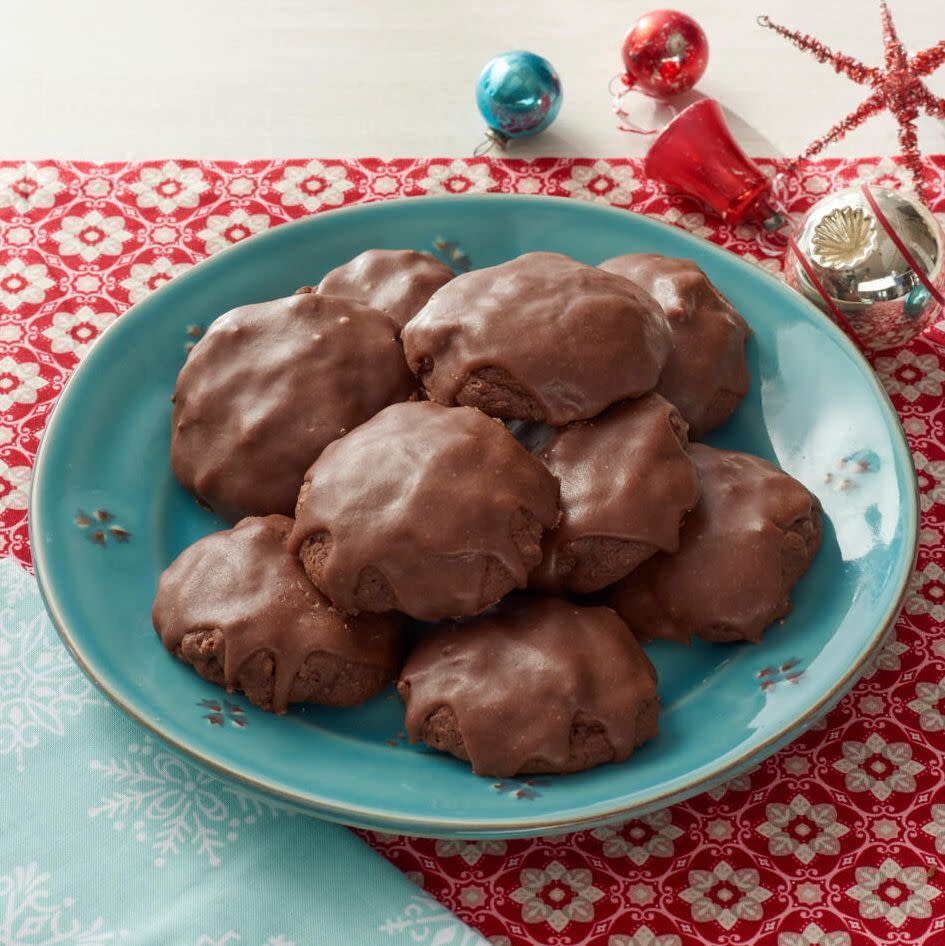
[759,2,945,199]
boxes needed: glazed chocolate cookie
[316,249,454,331]
[171,292,415,520]
[398,596,659,777]
[610,444,822,644]
[529,394,701,593]
[289,401,560,621]
[598,254,751,438]
[153,516,403,713]
[401,252,673,425]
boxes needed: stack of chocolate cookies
[153,248,822,779]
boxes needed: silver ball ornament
[785,185,944,351]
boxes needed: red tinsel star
[759,2,945,199]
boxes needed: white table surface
[1,0,943,159]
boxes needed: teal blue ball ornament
[475,50,563,152]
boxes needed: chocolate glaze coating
[171,293,416,520]
[398,596,659,777]
[316,249,454,332]
[598,254,751,438]
[402,252,673,425]
[289,401,560,621]
[153,516,403,713]
[529,394,702,593]
[610,445,823,644]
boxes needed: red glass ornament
[621,9,709,97]
[644,99,782,228]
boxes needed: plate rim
[29,193,920,836]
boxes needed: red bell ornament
[643,98,784,229]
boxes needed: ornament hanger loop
[756,15,772,28]
[473,128,509,158]
[609,73,662,136]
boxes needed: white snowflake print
[512,176,542,195]
[42,306,116,360]
[0,559,99,773]
[273,160,354,211]
[905,560,945,623]
[679,861,771,930]
[804,175,831,195]
[433,839,507,866]
[908,675,945,732]
[370,175,400,196]
[0,162,65,214]
[0,862,123,944]
[559,160,638,205]
[858,695,885,716]
[862,634,908,678]
[0,356,49,413]
[655,207,714,239]
[914,449,945,512]
[379,893,487,944]
[82,178,112,199]
[4,226,32,246]
[227,176,256,197]
[418,160,494,196]
[706,819,733,841]
[88,736,288,868]
[872,819,900,841]
[50,210,132,263]
[591,810,683,865]
[922,804,945,854]
[72,274,102,294]
[0,458,30,513]
[509,861,604,933]
[796,882,823,904]
[779,924,851,946]
[195,935,295,946]
[856,156,916,191]
[459,887,485,908]
[874,349,945,402]
[706,770,752,800]
[847,858,939,927]
[628,884,655,906]
[755,795,848,864]
[832,732,924,799]
[0,256,55,311]
[119,257,191,304]
[610,927,682,946]
[128,161,209,214]
[783,755,810,776]
[151,225,179,246]
[197,209,270,255]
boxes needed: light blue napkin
[0,557,487,946]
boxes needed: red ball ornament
[621,9,709,97]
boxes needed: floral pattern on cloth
[1,155,944,946]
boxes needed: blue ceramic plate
[31,196,918,838]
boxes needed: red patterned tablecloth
[2,155,944,946]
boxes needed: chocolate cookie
[598,254,751,438]
[153,516,403,713]
[529,394,701,593]
[171,292,415,520]
[402,252,673,425]
[398,596,659,777]
[289,401,560,621]
[316,249,454,331]
[610,444,822,644]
